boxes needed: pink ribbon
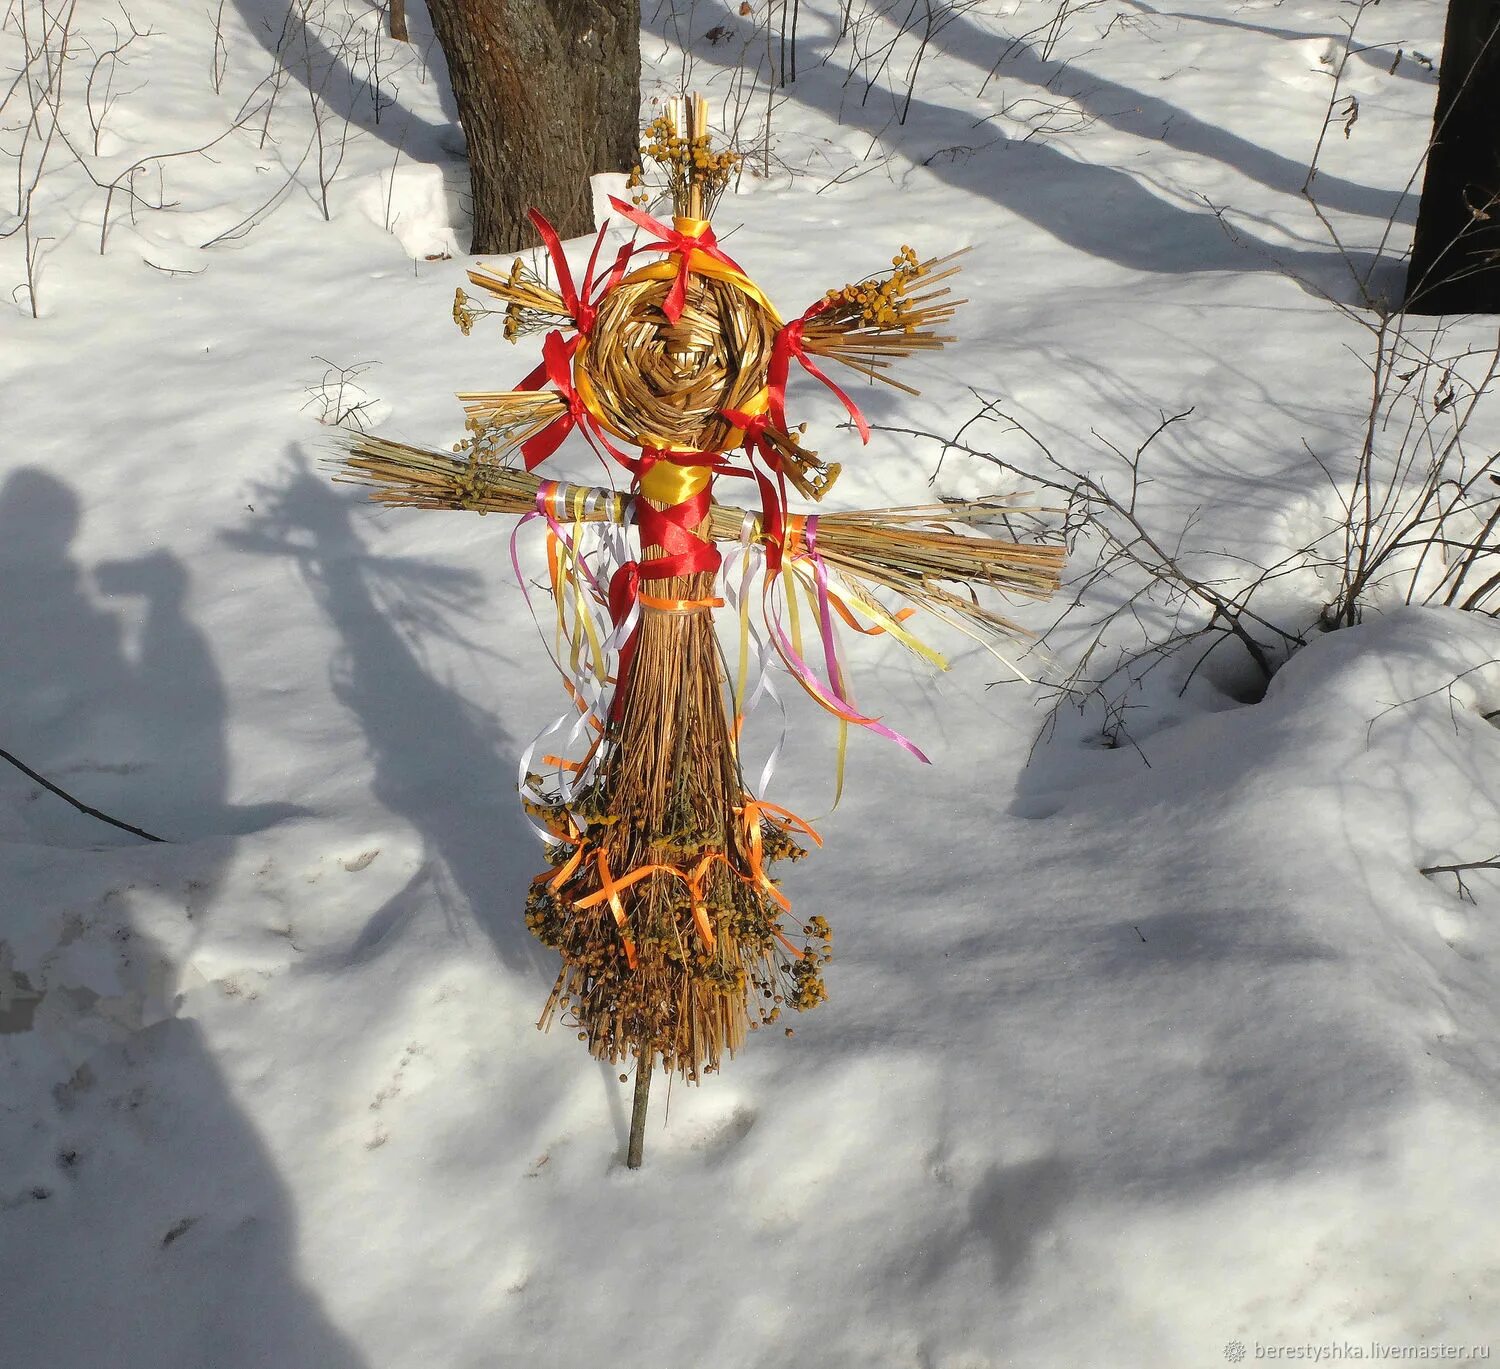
[762,521,930,763]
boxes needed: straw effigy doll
[339,96,1063,1165]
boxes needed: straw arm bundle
[798,248,971,394]
[334,435,1064,638]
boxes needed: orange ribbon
[574,852,718,956]
[736,801,823,957]
[637,592,726,614]
[545,801,822,969]
[573,850,642,970]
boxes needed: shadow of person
[2,1008,370,1369]
[0,471,306,845]
[0,467,367,1367]
[224,452,544,978]
[0,469,134,846]
[96,551,311,839]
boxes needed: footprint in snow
[667,1103,758,1160]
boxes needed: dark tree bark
[1406,1,1500,313]
[423,0,640,255]
[389,0,408,43]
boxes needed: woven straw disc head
[576,271,778,455]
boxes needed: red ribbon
[606,196,749,323]
[606,561,642,719]
[605,474,723,721]
[527,210,606,333]
[591,236,633,302]
[517,330,584,470]
[769,303,871,444]
[513,330,643,476]
[635,484,721,582]
[719,408,792,571]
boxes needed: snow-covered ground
[3,2,1498,1365]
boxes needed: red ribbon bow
[606,196,749,323]
[527,209,629,335]
[517,330,585,470]
[514,330,640,475]
[768,303,871,444]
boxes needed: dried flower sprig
[821,245,926,330]
[452,288,494,337]
[449,390,567,453]
[800,246,971,394]
[634,95,740,220]
[461,256,574,342]
[756,423,841,501]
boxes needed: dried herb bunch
[752,423,840,501]
[524,558,828,1079]
[448,389,566,450]
[628,95,739,219]
[458,255,573,342]
[800,248,970,394]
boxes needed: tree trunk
[423,0,640,255]
[389,0,408,42]
[1405,1,1500,313]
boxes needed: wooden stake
[627,1048,652,1168]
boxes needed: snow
[3,1,1498,1365]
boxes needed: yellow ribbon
[639,458,713,506]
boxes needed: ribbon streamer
[768,303,872,444]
